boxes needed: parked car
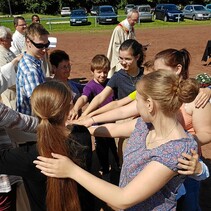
[135,5,153,22]
[124,4,135,14]
[183,5,210,20]
[61,7,71,17]
[90,5,99,15]
[205,4,211,13]
[96,5,117,24]
[70,9,88,26]
[154,4,184,22]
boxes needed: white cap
[48,37,57,48]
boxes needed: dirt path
[50,25,211,210]
[51,24,211,156]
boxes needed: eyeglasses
[28,38,50,49]
[17,24,27,27]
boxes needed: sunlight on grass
[0,10,210,33]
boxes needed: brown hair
[136,69,199,115]
[90,54,110,72]
[154,48,190,79]
[13,16,25,26]
[50,49,69,68]
[120,39,144,68]
[25,23,49,39]
[31,80,81,211]
[143,60,154,75]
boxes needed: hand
[68,109,79,121]
[78,117,95,127]
[33,153,75,178]
[12,53,23,65]
[78,114,88,121]
[177,149,202,175]
[194,88,211,108]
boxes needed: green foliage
[1,0,211,15]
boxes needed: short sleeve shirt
[119,118,198,211]
[82,79,114,108]
[107,68,143,99]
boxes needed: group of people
[0,9,210,211]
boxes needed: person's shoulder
[84,79,96,88]
[113,69,125,76]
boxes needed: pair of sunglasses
[28,37,50,49]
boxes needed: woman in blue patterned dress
[34,69,200,210]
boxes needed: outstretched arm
[0,103,38,132]
[81,86,113,117]
[76,100,139,127]
[88,95,133,118]
[88,118,137,138]
[34,154,176,210]
[69,95,88,120]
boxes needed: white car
[61,7,71,17]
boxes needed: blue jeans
[177,178,201,211]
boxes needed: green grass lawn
[0,10,211,33]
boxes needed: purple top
[82,79,114,108]
[119,118,197,211]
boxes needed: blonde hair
[136,69,199,114]
[31,80,81,211]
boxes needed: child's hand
[68,109,79,121]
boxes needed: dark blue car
[96,5,117,24]
[70,9,88,26]
[154,4,184,22]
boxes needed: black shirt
[0,124,93,211]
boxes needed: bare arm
[76,100,139,127]
[81,86,113,116]
[88,96,133,118]
[34,154,176,210]
[69,95,88,120]
[88,118,137,138]
[190,101,211,145]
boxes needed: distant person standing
[10,16,27,56]
[107,9,139,78]
[31,14,40,23]
[16,23,50,115]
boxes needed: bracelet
[91,117,96,124]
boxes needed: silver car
[124,4,135,14]
[135,5,153,22]
[183,5,210,20]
